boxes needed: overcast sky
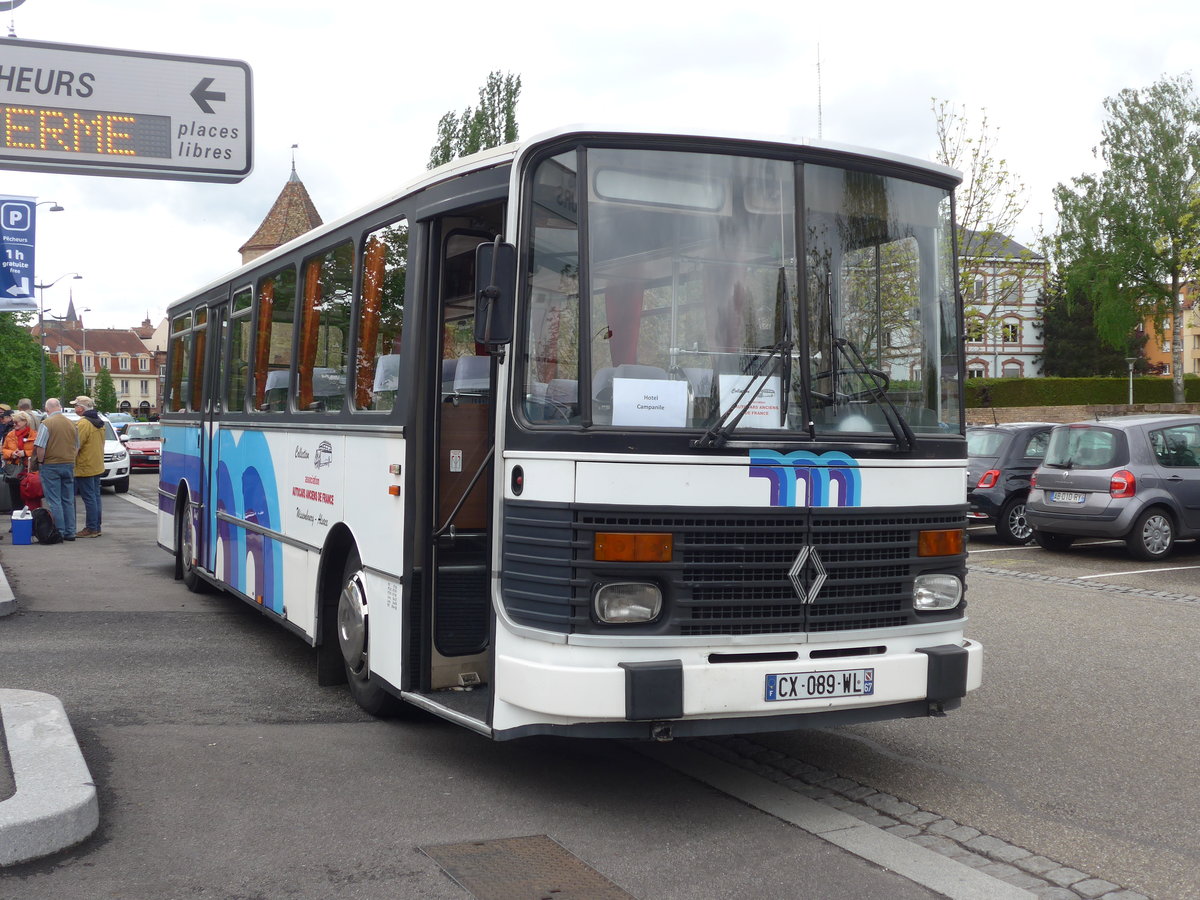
[4,0,1200,328]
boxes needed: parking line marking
[968,545,1042,553]
[1076,564,1200,579]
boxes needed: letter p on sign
[1,203,31,231]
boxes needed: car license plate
[1051,491,1085,504]
[148,454,160,461]
[765,669,874,702]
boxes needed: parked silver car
[1027,415,1200,560]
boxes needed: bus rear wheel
[175,495,207,593]
[337,551,402,716]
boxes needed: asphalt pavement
[0,481,1157,899]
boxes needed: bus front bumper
[493,636,982,730]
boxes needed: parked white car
[62,412,131,493]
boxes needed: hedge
[963,377,1200,408]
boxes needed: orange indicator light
[594,532,673,562]
[387,485,401,496]
[918,529,964,557]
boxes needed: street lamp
[1125,358,1137,407]
[35,273,84,406]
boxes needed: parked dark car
[1027,415,1200,560]
[967,422,1054,544]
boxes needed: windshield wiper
[693,268,793,449]
[832,337,915,451]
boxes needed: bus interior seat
[453,355,491,395]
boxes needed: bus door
[199,297,229,575]
[427,214,504,690]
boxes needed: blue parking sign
[0,195,37,312]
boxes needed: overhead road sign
[0,39,252,183]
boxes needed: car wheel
[1127,508,1174,561]
[1033,530,1075,551]
[114,476,130,493]
[337,550,403,716]
[996,495,1034,545]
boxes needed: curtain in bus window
[190,325,206,412]
[356,235,385,408]
[253,279,276,411]
[297,258,323,410]
[227,290,252,412]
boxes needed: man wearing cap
[74,396,105,538]
[0,405,13,446]
[34,398,79,541]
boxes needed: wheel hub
[337,574,368,672]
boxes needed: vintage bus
[159,126,981,740]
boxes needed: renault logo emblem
[788,545,827,604]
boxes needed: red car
[121,422,162,470]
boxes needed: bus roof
[171,125,959,308]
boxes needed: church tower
[238,157,323,265]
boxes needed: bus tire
[176,494,208,593]
[338,551,403,717]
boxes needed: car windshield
[125,424,161,440]
[1044,426,1122,469]
[967,430,1009,457]
[520,145,960,440]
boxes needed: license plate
[148,454,160,461]
[765,668,875,702]
[1051,491,1085,504]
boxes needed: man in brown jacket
[34,398,79,541]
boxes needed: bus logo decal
[749,450,862,507]
[314,440,333,469]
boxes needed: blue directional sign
[0,194,36,312]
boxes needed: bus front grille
[501,502,966,637]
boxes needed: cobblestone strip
[698,735,1150,900]
[970,564,1200,606]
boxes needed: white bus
[159,127,981,740]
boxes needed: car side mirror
[119,434,129,442]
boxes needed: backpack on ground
[32,507,62,544]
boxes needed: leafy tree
[1054,74,1200,402]
[428,71,521,168]
[94,367,119,412]
[0,311,46,403]
[60,361,86,404]
[933,100,1036,340]
[1038,274,1147,376]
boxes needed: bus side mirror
[475,239,516,347]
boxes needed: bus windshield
[522,146,960,439]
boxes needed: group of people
[1,396,107,541]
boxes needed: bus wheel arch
[318,534,403,716]
[174,484,205,592]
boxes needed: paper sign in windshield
[612,378,688,427]
[719,374,783,429]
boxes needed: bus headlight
[594,582,662,624]
[913,574,962,611]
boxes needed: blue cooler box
[11,515,32,545]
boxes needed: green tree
[94,367,118,412]
[0,311,46,403]
[933,100,1035,341]
[1037,274,1147,376]
[59,361,86,404]
[1054,74,1200,402]
[428,71,521,168]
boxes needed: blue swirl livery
[749,450,862,507]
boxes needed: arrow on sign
[190,78,227,114]
[6,278,30,296]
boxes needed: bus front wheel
[337,551,402,716]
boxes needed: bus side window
[167,311,192,412]
[226,288,254,412]
[251,267,297,412]
[355,218,407,412]
[297,241,353,413]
